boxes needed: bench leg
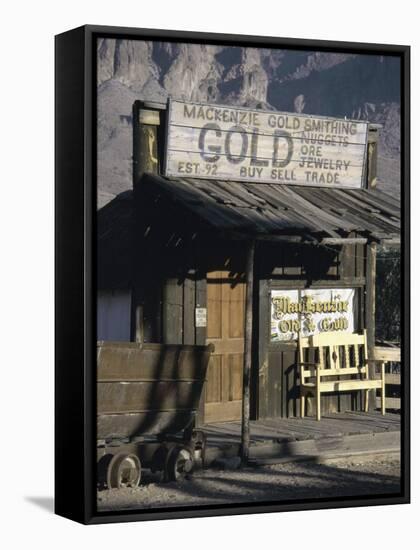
[300,393,305,418]
[364,389,369,412]
[381,362,386,415]
[316,389,321,421]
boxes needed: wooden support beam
[366,241,377,410]
[367,124,380,188]
[226,233,372,246]
[255,235,304,243]
[139,109,160,126]
[241,239,255,464]
[143,100,168,110]
[365,124,380,409]
[257,279,270,420]
[133,100,160,187]
[132,101,161,344]
[135,305,144,344]
[225,232,304,243]
[321,237,368,245]
[195,273,207,428]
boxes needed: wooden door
[205,270,245,423]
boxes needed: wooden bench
[298,330,386,421]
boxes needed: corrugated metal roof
[141,174,400,242]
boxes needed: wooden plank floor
[203,411,400,447]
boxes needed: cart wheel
[97,454,113,490]
[106,453,141,489]
[165,446,194,482]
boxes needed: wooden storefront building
[97,100,400,427]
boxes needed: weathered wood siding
[257,239,366,419]
[132,190,370,421]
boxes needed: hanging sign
[164,99,368,188]
[270,288,355,342]
[195,307,207,328]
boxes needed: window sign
[270,288,355,342]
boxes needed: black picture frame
[55,24,410,525]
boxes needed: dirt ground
[97,453,401,512]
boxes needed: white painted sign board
[164,99,368,188]
[270,288,355,342]
[195,307,207,328]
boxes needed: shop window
[376,245,401,344]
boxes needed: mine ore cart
[97,341,213,489]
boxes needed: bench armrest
[298,362,320,384]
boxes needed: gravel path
[97,454,401,512]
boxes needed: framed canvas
[55,25,410,524]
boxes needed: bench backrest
[298,330,368,377]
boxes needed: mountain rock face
[97,39,401,208]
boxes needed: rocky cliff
[97,39,401,207]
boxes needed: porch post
[132,100,160,343]
[241,239,256,463]
[366,124,380,409]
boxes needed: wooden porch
[203,411,400,465]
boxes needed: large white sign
[271,288,355,342]
[164,100,368,188]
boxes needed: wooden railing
[373,345,401,410]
